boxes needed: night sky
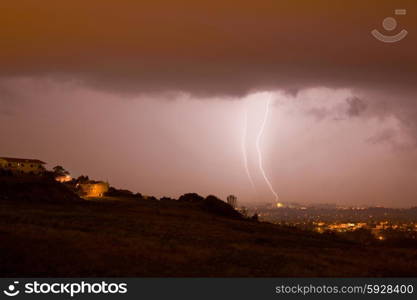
[1,0,416,206]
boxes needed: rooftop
[0,157,46,164]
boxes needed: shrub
[178,193,205,203]
[202,195,243,219]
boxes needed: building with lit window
[0,157,46,175]
[77,181,109,198]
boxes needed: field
[1,176,417,277]
[1,191,417,277]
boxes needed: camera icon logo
[3,281,20,297]
[371,9,408,43]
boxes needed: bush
[105,187,143,199]
[178,193,205,203]
[160,197,175,202]
[202,195,243,219]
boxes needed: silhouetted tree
[160,196,175,202]
[135,192,143,199]
[178,193,205,203]
[76,175,90,183]
[105,187,142,199]
[202,195,243,219]
[53,165,69,177]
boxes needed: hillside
[0,179,417,276]
[0,176,81,203]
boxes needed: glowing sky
[1,1,416,206]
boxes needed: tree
[53,165,70,177]
[202,195,243,219]
[76,175,90,183]
[178,193,205,203]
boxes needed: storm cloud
[0,0,416,96]
[1,1,417,206]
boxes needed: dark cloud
[366,128,416,150]
[282,88,300,98]
[346,97,367,117]
[367,128,397,144]
[361,89,417,141]
[0,0,415,137]
[0,0,415,97]
[304,95,368,122]
[307,107,330,121]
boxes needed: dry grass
[1,196,417,277]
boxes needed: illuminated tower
[227,195,237,209]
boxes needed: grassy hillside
[0,175,81,203]
[1,191,417,277]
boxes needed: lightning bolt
[242,106,257,194]
[255,98,279,202]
